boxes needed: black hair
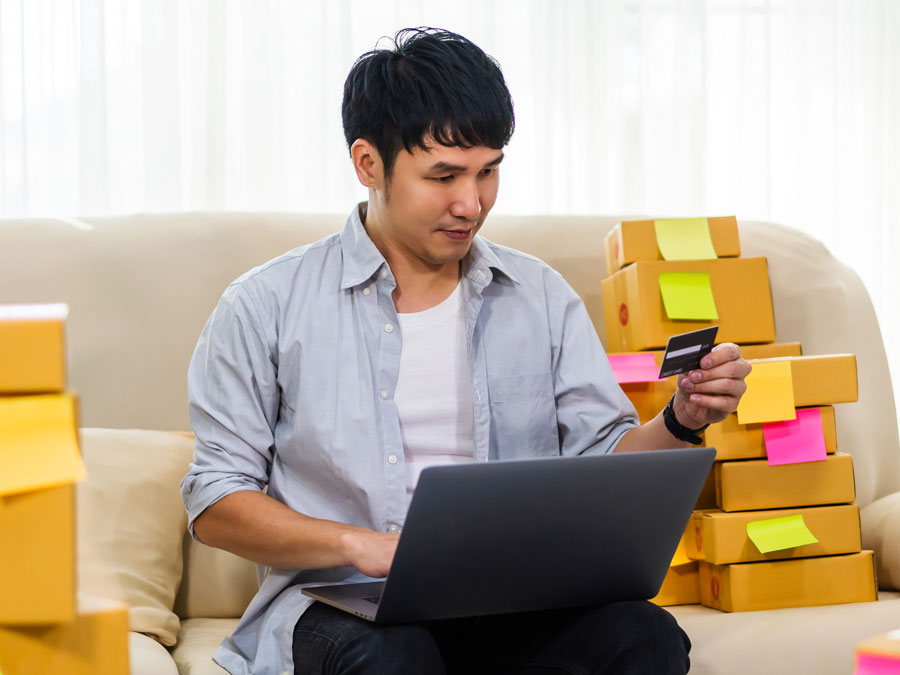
[342,27,515,180]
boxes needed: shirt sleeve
[546,269,639,456]
[180,280,280,540]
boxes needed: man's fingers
[686,392,740,412]
[682,369,749,395]
[700,342,742,369]
[692,353,751,382]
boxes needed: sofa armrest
[861,491,900,591]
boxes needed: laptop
[302,447,715,624]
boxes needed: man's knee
[590,601,690,673]
[293,604,446,674]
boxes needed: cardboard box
[694,464,718,510]
[0,304,67,394]
[0,484,76,625]
[0,596,129,674]
[650,562,700,607]
[715,452,856,512]
[601,257,775,352]
[604,217,741,275]
[699,550,877,612]
[747,355,858,407]
[617,343,802,425]
[687,504,861,564]
[704,405,837,461]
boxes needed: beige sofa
[3,211,900,674]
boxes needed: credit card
[658,326,719,378]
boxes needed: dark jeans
[293,600,690,674]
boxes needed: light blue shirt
[181,204,639,675]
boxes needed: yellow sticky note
[0,394,85,496]
[670,530,692,567]
[736,360,796,424]
[654,218,718,261]
[746,514,818,554]
[658,273,718,320]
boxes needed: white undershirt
[395,282,475,505]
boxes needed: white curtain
[1,0,898,402]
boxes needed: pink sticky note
[608,353,667,384]
[763,408,827,466]
[854,652,900,675]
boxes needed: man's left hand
[673,343,751,429]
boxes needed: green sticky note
[746,514,819,554]
[658,272,718,320]
[654,218,718,261]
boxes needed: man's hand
[672,342,751,429]
[339,530,400,578]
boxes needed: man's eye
[433,175,454,182]
[480,168,496,176]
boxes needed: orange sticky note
[0,394,85,496]
[736,360,796,424]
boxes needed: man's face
[370,140,504,270]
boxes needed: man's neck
[390,260,461,313]
[361,202,464,313]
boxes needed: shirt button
[380,389,389,399]
[384,323,394,333]
[362,287,371,296]
[387,524,401,534]
[387,454,398,464]
[381,270,388,279]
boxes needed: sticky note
[654,218,718,261]
[669,532,692,567]
[608,353,667,383]
[746,514,818,554]
[855,653,900,674]
[0,394,86,497]
[658,273,718,321]
[763,408,828,466]
[736,360,796,424]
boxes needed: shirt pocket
[488,371,559,457]
[488,371,554,403]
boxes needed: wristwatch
[663,395,709,445]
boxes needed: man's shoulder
[476,237,567,287]
[229,231,343,291]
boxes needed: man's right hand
[339,530,400,578]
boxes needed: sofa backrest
[4,211,899,619]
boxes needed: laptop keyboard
[362,595,382,605]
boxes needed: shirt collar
[339,203,389,290]
[339,202,519,290]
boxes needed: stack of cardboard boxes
[0,304,129,674]
[601,218,877,611]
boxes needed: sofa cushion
[861,491,900,591]
[171,618,238,674]
[77,428,194,646]
[174,534,259,620]
[668,592,900,674]
[129,631,179,675]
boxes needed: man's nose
[449,179,481,221]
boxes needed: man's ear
[351,139,383,189]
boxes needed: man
[182,28,750,674]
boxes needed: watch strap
[663,395,709,445]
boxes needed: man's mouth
[439,228,473,240]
